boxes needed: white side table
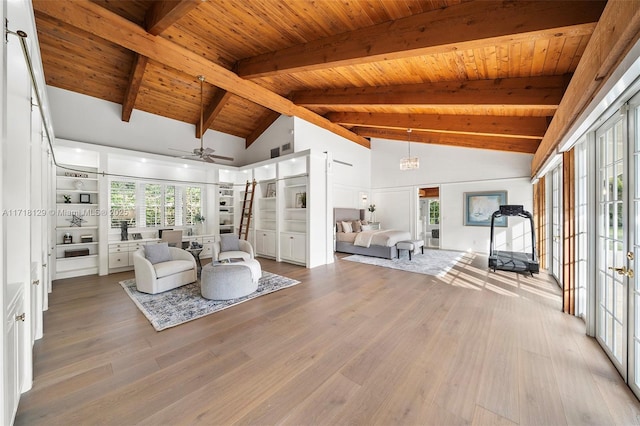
[369,222,381,230]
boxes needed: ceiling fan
[169,75,234,163]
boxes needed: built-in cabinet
[54,164,100,279]
[255,230,277,258]
[254,165,278,258]
[243,152,326,267]
[108,240,156,269]
[280,232,306,264]
[5,283,24,426]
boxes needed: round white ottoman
[201,260,260,300]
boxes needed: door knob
[609,266,635,278]
[32,279,40,285]
[15,313,25,322]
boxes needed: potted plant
[194,213,205,235]
[368,204,376,222]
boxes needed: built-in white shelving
[55,163,100,278]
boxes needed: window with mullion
[144,183,162,227]
[185,186,203,225]
[165,185,176,226]
[110,180,136,228]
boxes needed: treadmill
[488,205,539,275]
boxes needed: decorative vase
[120,221,129,241]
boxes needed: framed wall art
[464,191,507,227]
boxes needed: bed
[334,207,411,259]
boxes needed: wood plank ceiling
[32,0,607,156]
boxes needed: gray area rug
[343,249,465,277]
[120,271,301,331]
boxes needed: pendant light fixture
[400,128,419,170]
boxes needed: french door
[595,99,640,397]
[551,166,563,283]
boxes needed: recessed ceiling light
[141,158,147,163]
[183,164,188,168]
[75,148,82,153]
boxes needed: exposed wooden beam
[145,0,201,36]
[532,1,640,176]
[326,112,547,140]
[196,89,233,138]
[293,76,568,109]
[121,54,148,122]
[246,110,281,148]
[354,127,539,154]
[237,1,605,78]
[33,0,370,148]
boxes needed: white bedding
[354,229,411,248]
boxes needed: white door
[596,112,629,378]
[629,100,640,396]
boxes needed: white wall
[46,86,245,166]
[440,178,533,253]
[371,138,532,188]
[243,115,294,165]
[295,118,371,210]
[371,138,534,253]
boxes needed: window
[185,186,202,225]
[109,181,202,229]
[144,184,162,227]
[429,200,440,225]
[165,185,176,226]
[110,181,136,228]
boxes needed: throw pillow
[145,242,171,264]
[220,234,240,252]
[352,220,362,232]
[361,219,369,225]
[341,221,353,233]
[336,221,343,233]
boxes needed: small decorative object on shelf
[79,193,91,203]
[68,214,86,227]
[65,171,88,178]
[80,235,93,243]
[368,204,376,222]
[63,233,72,244]
[132,233,142,240]
[266,182,276,198]
[73,180,84,190]
[63,194,71,203]
[296,192,306,208]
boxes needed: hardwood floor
[16,252,640,425]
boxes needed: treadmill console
[499,205,524,216]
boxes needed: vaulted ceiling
[32,0,608,157]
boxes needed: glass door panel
[596,113,628,376]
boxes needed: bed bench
[396,239,424,260]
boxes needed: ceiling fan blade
[168,148,193,154]
[203,147,215,154]
[202,156,216,163]
[208,153,234,161]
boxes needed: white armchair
[213,234,254,261]
[133,246,197,294]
